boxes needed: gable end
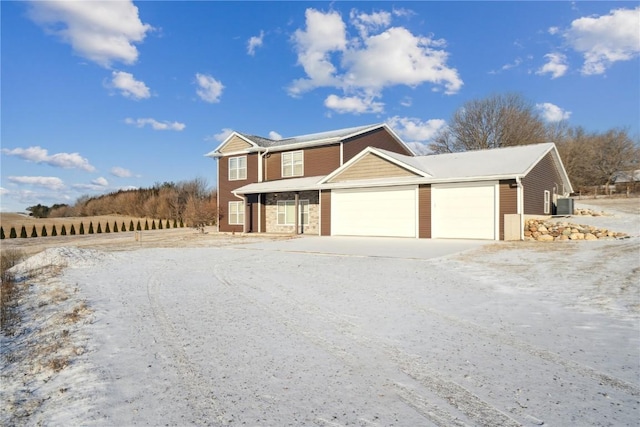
[220,135,254,154]
[328,152,420,183]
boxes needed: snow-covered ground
[2,199,639,426]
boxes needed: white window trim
[281,151,304,178]
[543,190,551,214]
[228,156,247,181]
[228,201,245,225]
[277,200,309,225]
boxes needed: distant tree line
[31,178,217,228]
[429,93,640,195]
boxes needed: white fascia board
[320,177,427,190]
[204,132,261,158]
[318,147,429,185]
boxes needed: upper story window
[282,151,303,177]
[228,156,247,180]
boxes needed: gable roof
[321,142,573,192]
[205,123,413,157]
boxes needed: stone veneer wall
[265,191,320,235]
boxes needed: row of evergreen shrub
[0,219,184,239]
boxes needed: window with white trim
[228,156,247,180]
[543,190,551,214]
[228,201,244,225]
[277,200,309,225]
[282,151,303,177]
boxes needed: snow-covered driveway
[57,236,639,426]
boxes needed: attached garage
[431,182,499,240]
[331,186,417,237]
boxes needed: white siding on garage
[432,182,498,240]
[331,186,417,237]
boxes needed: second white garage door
[432,182,498,240]
[331,186,417,237]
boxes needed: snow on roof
[233,176,326,194]
[238,124,383,148]
[380,143,556,180]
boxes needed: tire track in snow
[146,273,227,425]
[213,260,519,427]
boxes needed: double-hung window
[277,200,309,225]
[543,190,551,214]
[228,156,246,180]
[282,151,303,177]
[228,201,244,225]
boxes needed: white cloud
[268,131,283,140]
[247,31,264,56]
[0,187,8,196]
[92,177,109,186]
[289,8,462,111]
[536,53,568,79]
[536,102,572,122]
[125,118,185,131]
[195,73,224,103]
[324,94,384,114]
[386,116,446,143]
[564,7,640,75]
[110,71,150,99]
[8,176,65,191]
[1,146,95,171]
[110,166,133,178]
[548,26,560,35]
[27,0,152,68]
[209,128,234,143]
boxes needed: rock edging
[524,219,627,242]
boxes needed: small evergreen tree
[136,220,141,231]
[10,227,17,238]
[31,226,38,238]
[113,221,119,233]
[179,219,184,228]
[41,225,48,237]
[51,225,58,236]
[158,220,163,230]
[122,222,127,232]
[97,223,102,233]
[144,220,149,230]
[173,219,178,228]
[20,226,28,238]
[104,223,110,233]
[61,225,67,236]
[88,222,95,234]
[151,220,156,230]
[0,227,4,240]
[70,224,76,235]
[79,223,85,235]
[166,220,171,229]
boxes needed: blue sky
[1,1,639,212]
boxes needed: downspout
[516,177,524,240]
[294,192,300,235]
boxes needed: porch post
[294,192,299,235]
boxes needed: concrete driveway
[234,235,492,259]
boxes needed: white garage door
[432,182,498,240]
[331,186,417,237]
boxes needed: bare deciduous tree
[429,93,547,153]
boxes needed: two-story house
[206,123,572,240]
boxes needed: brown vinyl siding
[499,180,518,240]
[220,135,252,153]
[320,190,331,236]
[265,144,341,181]
[342,127,412,162]
[522,152,564,215]
[418,185,431,238]
[218,153,258,232]
[328,152,418,182]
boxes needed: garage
[431,182,498,240]
[331,186,417,237]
